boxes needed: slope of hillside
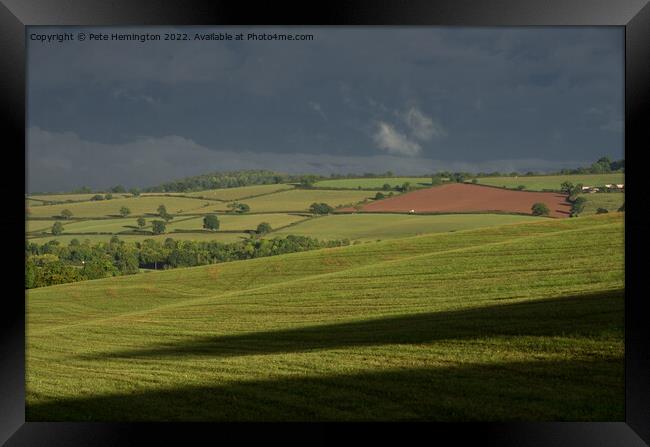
[26,213,624,421]
[271,213,545,241]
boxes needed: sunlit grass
[26,213,624,421]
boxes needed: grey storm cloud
[28,127,590,192]
[27,26,624,192]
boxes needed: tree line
[25,234,351,289]
[33,157,623,196]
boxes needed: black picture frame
[2,0,649,445]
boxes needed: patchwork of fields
[27,196,223,219]
[26,176,624,245]
[26,213,624,421]
[164,213,310,232]
[242,189,377,212]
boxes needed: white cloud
[401,106,447,140]
[372,122,421,156]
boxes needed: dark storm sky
[27,26,624,192]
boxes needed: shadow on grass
[83,289,623,360]
[26,356,624,421]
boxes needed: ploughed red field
[339,183,572,218]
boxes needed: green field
[165,213,310,232]
[26,219,62,233]
[26,213,624,421]
[579,193,625,216]
[474,174,624,191]
[26,196,225,219]
[28,231,249,245]
[26,198,46,207]
[25,213,312,238]
[314,177,433,189]
[184,184,295,201]
[242,189,377,212]
[45,217,146,234]
[271,213,546,241]
[28,193,131,203]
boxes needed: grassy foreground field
[26,213,623,421]
[474,173,624,191]
[272,213,546,241]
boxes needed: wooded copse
[25,235,351,289]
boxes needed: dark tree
[137,217,146,229]
[203,214,220,231]
[571,196,587,216]
[591,157,612,173]
[152,220,166,235]
[560,181,574,195]
[309,203,334,215]
[256,222,272,235]
[119,206,131,217]
[60,209,73,219]
[51,222,64,235]
[531,203,550,216]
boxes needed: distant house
[589,188,600,193]
[604,184,613,188]
[409,209,415,213]
[616,184,624,189]
[581,186,591,191]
